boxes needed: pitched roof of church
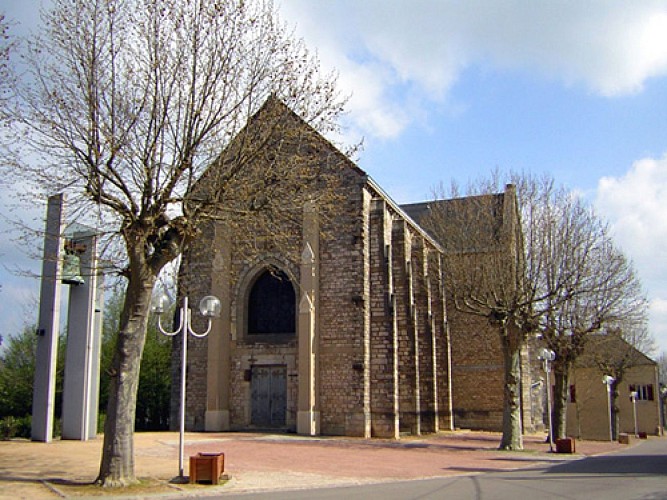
[253,95,367,178]
[244,97,445,251]
[401,192,505,227]
[400,191,508,252]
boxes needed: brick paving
[0,430,629,498]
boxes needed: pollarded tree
[421,178,533,450]
[544,228,648,440]
[2,0,348,486]
[99,286,172,431]
[422,173,614,450]
[657,352,667,387]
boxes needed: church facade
[174,98,541,437]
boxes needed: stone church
[175,97,541,438]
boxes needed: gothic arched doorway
[246,268,296,428]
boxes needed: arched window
[247,269,295,335]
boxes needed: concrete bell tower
[31,194,103,442]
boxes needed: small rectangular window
[629,384,654,401]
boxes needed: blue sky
[3,1,667,354]
[278,0,667,355]
[360,66,667,201]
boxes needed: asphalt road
[214,438,667,500]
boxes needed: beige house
[566,335,661,440]
[175,97,542,437]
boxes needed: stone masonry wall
[368,199,399,438]
[171,220,217,431]
[448,305,505,430]
[317,172,368,436]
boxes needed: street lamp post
[630,390,638,437]
[603,375,616,442]
[538,348,556,451]
[152,294,221,480]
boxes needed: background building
[567,334,661,440]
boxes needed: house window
[629,384,654,401]
[247,269,295,335]
[569,385,576,403]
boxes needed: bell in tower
[62,240,85,286]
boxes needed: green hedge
[0,415,32,439]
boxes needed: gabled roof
[230,94,368,178]
[401,191,508,253]
[191,94,367,205]
[200,96,445,251]
[576,333,656,368]
[402,192,505,230]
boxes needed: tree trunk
[552,360,571,440]
[499,326,523,450]
[611,384,620,441]
[96,270,156,486]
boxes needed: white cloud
[595,154,667,353]
[649,298,667,357]
[596,155,667,268]
[280,1,667,139]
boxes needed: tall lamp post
[630,390,638,437]
[538,348,556,451]
[152,294,221,480]
[603,375,616,442]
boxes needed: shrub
[0,415,32,439]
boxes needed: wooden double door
[250,365,287,427]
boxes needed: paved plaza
[0,430,628,498]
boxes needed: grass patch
[46,478,178,497]
[46,476,230,496]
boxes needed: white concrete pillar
[31,194,65,442]
[61,231,101,440]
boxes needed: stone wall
[170,220,216,431]
[314,170,369,436]
[447,307,504,430]
[366,190,452,437]
[369,198,399,438]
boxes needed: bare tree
[0,12,13,158]
[422,179,531,450]
[0,9,4,302]
[421,173,639,450]
[2,0,348,487]
[0,12,10,102]
[545,228,647,439]
[657,351,667,429]
[657,352,667,387]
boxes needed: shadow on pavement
[545,454,667,476]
